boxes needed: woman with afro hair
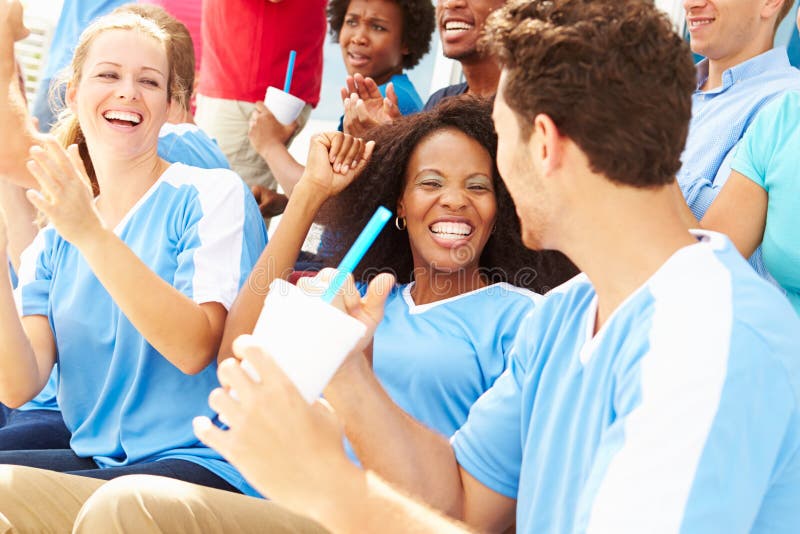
[247,0,436,202]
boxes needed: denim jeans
[0,449,238,492]
[0,408,72,450]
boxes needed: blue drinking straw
[321,206,392,303]
[283,50,297,93]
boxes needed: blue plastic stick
[321,206,392,303]
[283,50,297,93]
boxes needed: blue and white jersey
[374,283,540,437]
[158,123,230,170]
[16,163,267,496]
[453,231,800,533]
[17,127,232,414]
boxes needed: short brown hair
[483,0,696,187]
[113,4,195,111]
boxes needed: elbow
[0,385,34,409]
[170,345,218,376]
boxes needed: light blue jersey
[17,126,232,414]
[453,231,800,533]
[16,163,267,496]
[374,283,540,437]
[730,91,800,315]
[158,123,230,170]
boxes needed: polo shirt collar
[695,46,790,93]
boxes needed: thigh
[74,475,329,534]
[66,458,238,493]
[0,448,96,471]
[0,465,104,534]
[0,409,72,450]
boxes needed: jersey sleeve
[730,93,795,191]
[451,331,528,499]
[576,321,798,533]
[174,174,267,309]
[15,229,54,317]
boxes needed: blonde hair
[49,12,175,194]
[112,4,194,112]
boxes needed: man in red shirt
[195,0,326,202]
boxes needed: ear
[396,196,406,218]
[531,113,564,175]
[65,82,78,113]
[761,0,785,20]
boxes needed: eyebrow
[95,62,166,77]
[345,13,391,24]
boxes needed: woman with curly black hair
[229,95,578,439]
[248,0,436,199]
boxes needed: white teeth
[445,21,473,31]
[103,110,141,124]
[431,222,472,239]
[690,19,713,28]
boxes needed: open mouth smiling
[103,110,142,127]
[430,221,474,241]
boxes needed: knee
[74,475,204,534]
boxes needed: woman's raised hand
[301,131,375,199]
[25,137,103,247]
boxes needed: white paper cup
[264,86,306,125]
[248,278,367,403]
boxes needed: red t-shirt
[198,0,326,106]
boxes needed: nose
[440,0,466,10]
[351,22,369,45]
[439,186,468,211]
[683,0,706,12]
[115,75,139,101]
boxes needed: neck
[91,148,168,226]
[460,55,501,97]
[409,265,487,306]
[702,36,773,91]
[556,180,697,334]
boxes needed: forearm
[325,358,466,518]
[77,227,223,374]
[0,262,48,406]
[0,179,37,270]
[258,142,305,196]
[307,466,472,534]
[219,181,325,358]
[0,40,36,183]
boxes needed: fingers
[217,356,257,403]
[345,75,358,96]
[363,272,395,323]
[362,76,382,100]
[207,387,246,428]
[193,415,232,455]
[384,84,401,120]
[26,150,61,201]
[231,335,306,406]
[352,140,375,175]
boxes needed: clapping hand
[340,74,401,137]
[25,137,103,247]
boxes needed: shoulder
[423,82,469,110]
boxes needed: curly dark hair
[482,0,695,188]
[318,95,579,293]
[328,0,435,69]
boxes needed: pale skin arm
[24,138,228,375]
[320,276,516,531]
[0,0,39,187]
[700,170,767,259]
[0,211,56,407]
[248,102,305,196]
[196,335,479,534]
[0,179,37,270]
[218,132,375,359]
